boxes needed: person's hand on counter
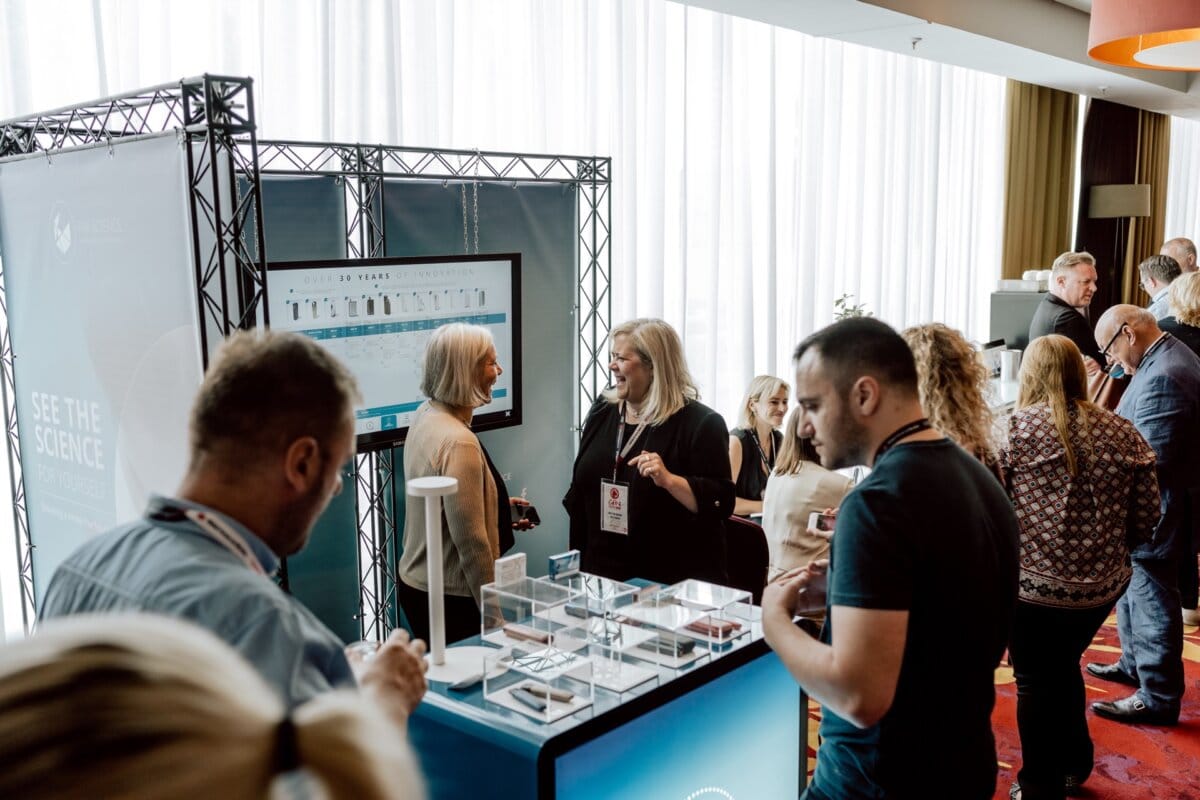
[762,559,829,646]
[358,628,429,725]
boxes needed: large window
[0,0,1008,637]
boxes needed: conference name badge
[600,480,629,535]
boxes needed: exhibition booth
[0,77,805,798]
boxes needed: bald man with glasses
[1086,307,1200,726]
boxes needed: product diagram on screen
[267,255,519,448]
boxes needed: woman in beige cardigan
[398,323,531,645]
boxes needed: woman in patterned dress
[1001,334,1161,800]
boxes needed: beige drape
[1121,110,1171,305]
[1002,81,1079,280]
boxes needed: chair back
[724,515,769,605]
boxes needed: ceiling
[682,0,1200,119]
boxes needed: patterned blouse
[1001,403,1160,609]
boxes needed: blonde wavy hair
[1169,271,1200,327]
[602,318,699,425]
[0,614,422,800]
[901,323,996,462]
[736,375,790,430]
[1017,335,1093,476]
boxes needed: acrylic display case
[538,573,661,694]
[480,576,580,650]
[481,642,596,723]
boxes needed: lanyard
[750,430,775,473]
[183,508,267,576]
[613,402,649,480]
[874,418,932,462]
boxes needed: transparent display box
[538,573,659,694]
[660,579,755,649]
[482,644,595,723]
[480,577,581,650]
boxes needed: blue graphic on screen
[556,652,801,800]
[267,256,517,448]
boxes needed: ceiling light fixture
[1088,1,1200,71]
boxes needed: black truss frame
[0,77,610,639]
[0,75,267,631]
[247,139,612,639]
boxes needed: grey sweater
[399,401,500,605]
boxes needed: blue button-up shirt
[40,494,355,708]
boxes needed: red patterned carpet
[803,615,1200,798]
[991,614,1200,799]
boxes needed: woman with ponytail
[0,613,423,800]
[1000,335,1160,800]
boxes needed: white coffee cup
[1000,349,1022,382]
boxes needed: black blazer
[1029,293,1103,365]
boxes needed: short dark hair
[793,318,918,396]
[189,330,361,467]
[1139,253,1181,284]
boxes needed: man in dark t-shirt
[763,318,1019,800]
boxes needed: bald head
[1095,304,1161,373]
[1162,238,1197,274]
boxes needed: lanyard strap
[184,508,267,576]
[750,430,775,472]
[874,418,932,462]
[613,403,649,480]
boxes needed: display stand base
[425,645,496,683]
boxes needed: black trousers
[1008,600,1112,800]
[398,579,481,646]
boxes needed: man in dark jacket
[1029,251,1104,373]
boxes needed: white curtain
[1166,115,1200,246]
[0,0,1006,635]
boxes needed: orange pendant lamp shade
[1088,0,1200,71]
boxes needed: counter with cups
[407,571,806,800]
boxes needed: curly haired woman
[902,323,1002,482]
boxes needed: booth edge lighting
[1088,0,1200,72]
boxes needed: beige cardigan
[761,464,853,580]
[398,401,500,605]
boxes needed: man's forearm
[762,609,860,723]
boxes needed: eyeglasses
[1099,324,1129,374]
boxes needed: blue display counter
[409,629,806,799]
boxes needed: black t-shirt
[730,427,782,506]
[808,439,1019,800]
[562,398,734,585]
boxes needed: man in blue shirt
[763,318,1019,799]
[41,331,427,721]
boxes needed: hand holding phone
[511,499,541,529]
[807,510,837,539]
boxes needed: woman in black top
[728,375,788,516]
[563,318,734,584]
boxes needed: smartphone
[511,504,541,525]
[808,511,837,534]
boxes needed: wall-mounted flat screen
[266,253,521,450]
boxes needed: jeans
[1009,601,1111,800]
[1116,556,1184,713]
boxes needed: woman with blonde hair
[728,375,789,517]
[0,613,422,800]
[563,318,734,583]
[902,323,1001,480]
[1001,334,1159,800]
[400,323,535,645]
[760,408,852,581]
[1160,270,1200,356]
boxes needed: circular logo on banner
[685,788,735,800]
[51,202,72,257]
